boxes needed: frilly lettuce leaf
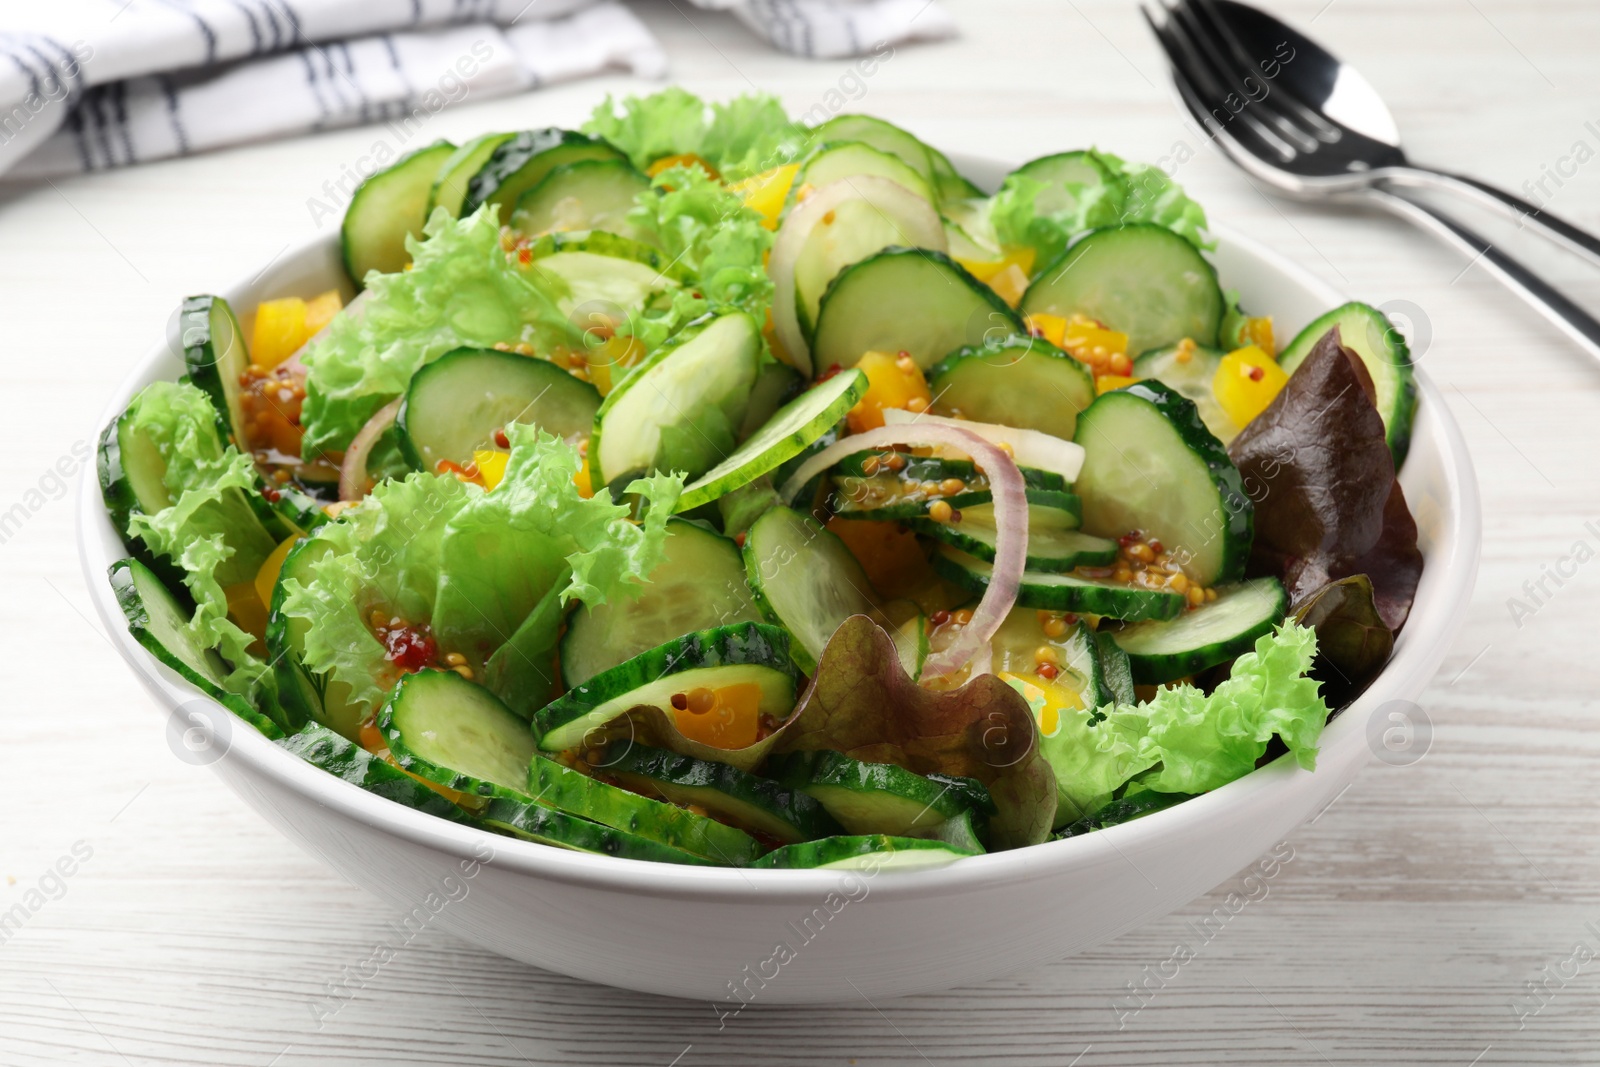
[300,205,573,459]
[1096,621,1328,795]
[1005,678,1155,827]
[990,148,1211,266]
[776,615,1058,848]
[582,89,806,180]
[120,380,280,703]
[281,428,682,719]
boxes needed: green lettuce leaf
[582,89,805,180]
[1005,677,1156,827]
[583,87,711,172]
[121,380,280,702]
[1097,621,1328,795]
[703,94,809,181]
[300,205,573,459]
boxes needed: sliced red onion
[769,176,946,377]
[778,423,1026,680]
[881,409,1085,483]
[339,396,402,502]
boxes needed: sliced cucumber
[930,334,1096,439]
[604,742,839,844]
[278,724,467,822]
[396,347,600,471]
[943,197,999,255]
[770,750,990,836]
[1055,789,1190,839]
[478,789,717,865]
[527,754,763,865]
[590,311,760,487]
[460,128,627,221]
[510,159,651,240]
[1072,380,1251,586]
[1021,224,1224,355]
[523,230,690,279]
[914,499,1115,572]
[341,139,456,284]
[810,247,1022,372]
[98,404,190,591]
[793,189,944,339]
[530,249,679,321]
[109,558,287,738]
[675,367,867,513]
[743,505,917,674]
[1110,577,1288,684]
[560,519,760,686]
[798,141,934,203]
[751,834,978,870]
[1009,149,1124,219]
[533,622,797,752]
[991,610,1116,708]
[1278,301,1418,466]
[808,115,937,185]
[379,669,535,796]
[266,537,366,739]
[180,295,251,451]
[738,362,803,442]
[428,132,516,218]
[932,545,1185,621]
[829,449,1068,521]
[929,148,986,202]
[1131,341,1237,444]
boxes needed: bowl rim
[77,184,1482,905]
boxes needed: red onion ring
[779,423,1027,680]
[339,396,402,502]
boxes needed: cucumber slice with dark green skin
[914,809,988,852]
[738,362,804,442]
[930,334,1096,440]
[1278,301,1418,466]
[1131,341,1237,444]
[604,742,839,844]
[560,519,760,686]
[808,115,937,186]
[676,367,867,513]
[1022,224,1224,355]
[1054,789,1190,839]
[590,311,761,487]
[810,248,1022,372]
[180,295,251,451]
[914,500,1115,572]
[98,407,190,591]
[277,724,468,822]
[460,128,628,221]
[1110,577,1288,684]
[428,132,516,218]
[932,545,1186,621]
[929,147,986,202]
[341,139,456,285]
[477,789,718,865]
[534,622,798,752]
[510,159,651,239]
[396,347,600,471]
[990,611,1117,708]
[829,449,1068,520]
[527,755,763,865]
[798,141,935,203]
[769,750,992,836]
[379,669,535,796]
[743,505,919,675]
[1073,380,1251,586]
[531,249,680,323]
[1010,149,1126,219]
[109,557,287,739]
[751,834,979,870]
[265,537,364,738]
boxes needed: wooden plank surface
[4,0,1600,1063]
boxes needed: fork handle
[1363,187,1600,362]
[1380,165,1600,272]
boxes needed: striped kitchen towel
[0,0,956,180]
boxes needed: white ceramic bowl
[78,154,1481,1004]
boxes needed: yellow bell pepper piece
[251,290,343,369]
[987,263,1031,309]
[1095,374,1139,395]
[574,455,594,499]
[1212,345,1289,427]
[473,449,510,491]
[846,350,932,433]
[1243,315,1275,357]
[646,153,719,179]
[304,289,343,335]
[728,163,800,230]
[225,580,269,649]
[254,534,303,610]
[955,246,1036,285]
[1023,312,1068,348]
[998,672,1084,737]
[670,683,763,749]
[1062,315,1129,361]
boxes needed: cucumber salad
[100,90,1425,870]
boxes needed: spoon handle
[1381,166,1600,272]
[1364,187,1600,362]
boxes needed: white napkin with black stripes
[0,0,955,180]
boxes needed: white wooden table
[5,1,1600,1062]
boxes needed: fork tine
[1163,0,1320,154]
[1162,51,1306,183]
[1189,0,1342,143]
[1145,2,1300,165]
